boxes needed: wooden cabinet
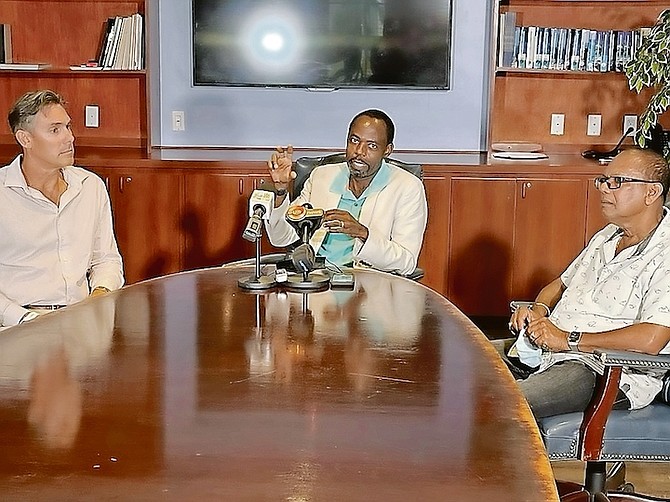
[90,166,274,284]
[447,176,587,316]
[90,167,182,284]
[0,1,147,148]
[181,172,274,271]
[490,1,669,151]
[419,174,450,294]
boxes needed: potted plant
[625,9,670,158]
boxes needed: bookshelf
[0,0,147,148]
[490,0,670,153]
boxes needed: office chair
[289,153,425,281]
[539,349,670,501]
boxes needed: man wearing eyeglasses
[507,147,670,418]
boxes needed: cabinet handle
[119,176,132,193]
[239,178,243,195]
[521,181,532,199]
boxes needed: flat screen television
[193,0,452,89]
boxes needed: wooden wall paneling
[490,73,655,148]
[0,75,145,147]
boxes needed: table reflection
[197,270,439,408]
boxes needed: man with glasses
[506,147,670,418]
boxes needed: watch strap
[568,331,582,351]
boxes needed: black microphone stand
[238,224,277,291]
[285,221,330,292]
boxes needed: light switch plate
[550,114,564,136]
[85,105,99,128]
[587,114,602,136]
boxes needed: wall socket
[550,113,565,136]
[172,111,185,131]
[587,114,602,136]
[85,105,99,128]
[623,115,638,136]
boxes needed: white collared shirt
[539,208,670,409]
[0,155,124,326]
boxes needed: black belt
[22,304,66,310]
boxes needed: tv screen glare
[193,0,452,89]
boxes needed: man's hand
[322,209,369,241]
[268,145,297,187]
[525,317,570,352]
[509,306,539,333]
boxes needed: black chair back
[292,154,423,199]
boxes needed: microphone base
[284,271,330,292]
[238,275,278,290]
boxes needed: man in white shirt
[508,147,670,418]
[0,90,124,327]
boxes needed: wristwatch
[567,331,582,351]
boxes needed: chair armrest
[579,364,622,460]
[594,349,670,371]
[578,349,670,460]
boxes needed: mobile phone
[331,273,355,288]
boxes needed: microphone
[291,243,316,274]
[242,190,275,242]
[285,204,325,243]
[582,126,634,160]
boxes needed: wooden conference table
[0,266,558,501]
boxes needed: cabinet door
[513,179,586,301]
[112,171,183,284]
[420,175,449,295]
[182,173,263,270]
[448,178,516,316]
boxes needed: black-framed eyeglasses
[594,175,660,190]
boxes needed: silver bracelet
[533,302,551,317]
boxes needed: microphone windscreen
[291,243,315,273]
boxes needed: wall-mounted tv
[193,0,452,89]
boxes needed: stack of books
[0,24,11,64]
[498,14,650,73]
[96,13,144,70]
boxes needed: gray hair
[8,90,66,134]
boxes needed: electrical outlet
[587,114,602,136]
[85,105,99,128]
[623,115,637,136]
[172,111,185,131]
[550,113,565,136]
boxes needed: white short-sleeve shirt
[539,208,670,409]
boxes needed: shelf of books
[489,1,667,152]
[0,1,148,149]
[497,14,648,75]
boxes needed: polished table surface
[0,267,558,501]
